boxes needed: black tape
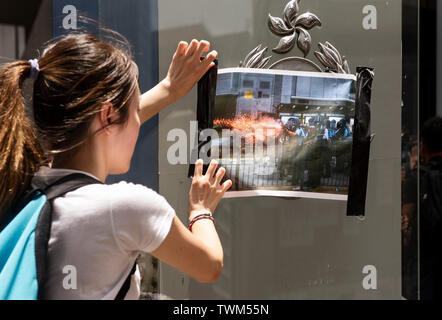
[347,67,375,216]
[188,59,218,178]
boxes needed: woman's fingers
[188,50,217,83]
[194,40,210,60]
[205,160,218,181]
[198,50,217,73]
[186,39,199,57]
[214,167,226,186]
[166,40,217,102]
[206,50,218,61]
[194,159,204,178]
[202,50,218,66]
[175,41,188,57]
[221,180,233,193]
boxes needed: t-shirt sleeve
[109,182,176,254]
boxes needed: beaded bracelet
[188,213,215,231]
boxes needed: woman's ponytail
[1,31,139,219]
[0,61,45,218]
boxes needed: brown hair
[0,32,139,218]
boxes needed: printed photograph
[209,68,356,200]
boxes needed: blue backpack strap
[0,173,102,300]
[32,173,103,300]
[0,194,47,299]
[32,173,137,300]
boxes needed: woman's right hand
[188,159,232,220]
[162,40,218,104]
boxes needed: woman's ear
[99,102,117,135]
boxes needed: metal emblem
[239,0,351,74]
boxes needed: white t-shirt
[34,167,175,300]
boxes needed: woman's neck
[51,150,108,183]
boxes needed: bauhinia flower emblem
[239,0,351,74]
[268,0,321,57]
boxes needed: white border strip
[223,190,348,201]
[218,67,357,81]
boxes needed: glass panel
[1,0,426,301]
[158,0,403,299]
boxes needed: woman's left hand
[161,40,218,103]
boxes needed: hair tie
[28,59,40,80]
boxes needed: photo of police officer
[280,117,308,189]
[276,113,352,193]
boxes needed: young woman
[0,32,232,299]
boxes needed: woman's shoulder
[56,180,175,236]
[76,181,169,210]
[36,167,173,215]
[88,180,157,195]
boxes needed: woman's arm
[151,215,223,283]
[139,40,218,124]
[151,160,232,283]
